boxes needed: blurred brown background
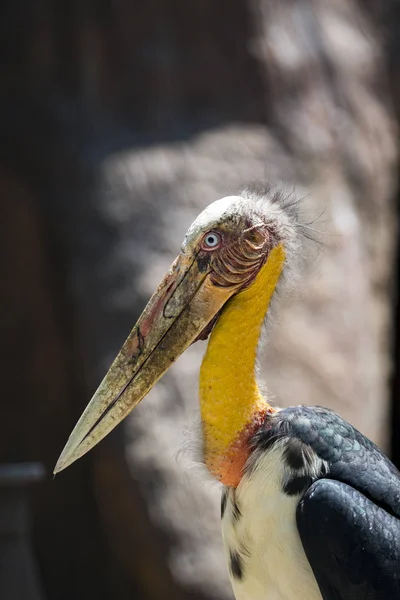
[1,1,400,599]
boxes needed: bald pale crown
[181,194,291,294]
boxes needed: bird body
[54,189,400,600]
[222,439,323,600]
[222,404,400,599]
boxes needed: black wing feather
[297,479,400,600]
[283,406,400,518]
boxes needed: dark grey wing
[284,406,400,519]
[297,479,400,600]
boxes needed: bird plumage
[222,438,324,600]
[222,405,400,600]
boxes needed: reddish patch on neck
[206,405,276,487]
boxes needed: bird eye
[201,231,221,250]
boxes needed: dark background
[1,1,400,599]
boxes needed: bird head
[54,188,301,474]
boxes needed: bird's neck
[199,245,285,487]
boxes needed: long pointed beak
[54,250,236,473]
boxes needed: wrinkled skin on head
[54,195,281,474]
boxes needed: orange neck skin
[212,404,276,487]
[199,245,285,487]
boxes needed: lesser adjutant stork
[55,188,400,600]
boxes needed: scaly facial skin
[54,196,282,475]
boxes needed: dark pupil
[207,236,215,244]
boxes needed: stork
[54,188,400,600]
